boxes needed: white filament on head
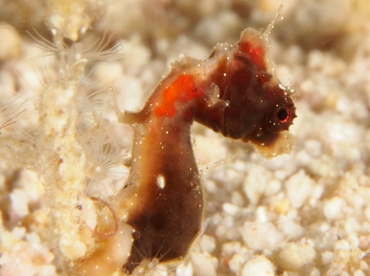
[263,3,285,40]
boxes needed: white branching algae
[0,1,133,275]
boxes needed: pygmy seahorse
[116,27,296,274]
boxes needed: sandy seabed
[0,0,370,275]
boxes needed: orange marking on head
[242,42,265,70]
[155,74,201,117]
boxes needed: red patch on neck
[155,74,200,117]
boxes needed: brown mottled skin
[119,28,296,274]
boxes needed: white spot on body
[156,174,166,189]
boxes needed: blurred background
[1,0,370,275]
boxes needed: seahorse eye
[265,99,296,134]
[277,108,289,123]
